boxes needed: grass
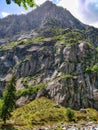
[10,97,98,129]
[11,97,67,129]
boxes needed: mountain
[0,1,86,44]
[0,1,85,38]
[0,1,98,110]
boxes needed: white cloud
[1,12,10,18]
[57,0,80,18]
[57,0,98,28]
[34,0,98,28]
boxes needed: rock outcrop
[0,1,98,109]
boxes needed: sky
[0,0,98,28]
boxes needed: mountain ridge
[0,1,86,43]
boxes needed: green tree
[6,0,35,9]
[1,75,16,124]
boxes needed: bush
[16,83,46,99]
[66,108,75,121]
[91,65,98,72]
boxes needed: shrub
[66,108,75,121]
[16,83,46,99]
[91,65,98,72]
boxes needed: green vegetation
[87,43,93,48]
[91,65,98,72]
[75,108,98,121]
[12,97,67,128]
[61,74,73,79]
[1,75,16,124]
[85,65,98,73]
[51,29,84,46]
[30,36,45,43]
[52,35,65,41]
[85,66,92,73]
[50,27,65,35]
[64,29,84,40]
[6,0,35,9]
[0,100,3,116]
[0,36,46,51]
[66,108,75,121]
[16,83,46,99]
[19,58,30,65]
[96,47,98,51]
[11,97,98,129]
[0,28,90,51]
[0,98,97,129]
[0,42,19,50]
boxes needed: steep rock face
[0,28,98,109]
[44,42,98,109]
[0,1,98,109]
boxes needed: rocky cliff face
[0,1,98,110]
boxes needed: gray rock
[80,108,87,113]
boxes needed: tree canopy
[1,75,16,124]
[6,0,35,9]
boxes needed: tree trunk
[3,118,6,125]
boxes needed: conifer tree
[1,75,16,124]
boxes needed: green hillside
[10,97,98,129]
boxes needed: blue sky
[0,0,32,17]
[0,0,98,28]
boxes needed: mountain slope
[0,1,85,41]
[0,28,98,110]
[0,1,98,110]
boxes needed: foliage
[61,74,73,79]
[50,27,65,35]
[0,42,18,50]
[86,108,98,121]
[91,65,98,72]
[85,65,98,73]
[66,108,75,121]
[85,66,92,73]
[6,0,35,9]
[1,75,16,124]
[0,100,3,116]
[16,83,46,98]
[0,36,45,51]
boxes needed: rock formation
[0,1,98,109]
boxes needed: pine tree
[1,75,16,124]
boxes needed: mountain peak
[41,0,53,5]
[0,0,85,40]
[39,0,56,10]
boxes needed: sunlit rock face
[0,1,98,109]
